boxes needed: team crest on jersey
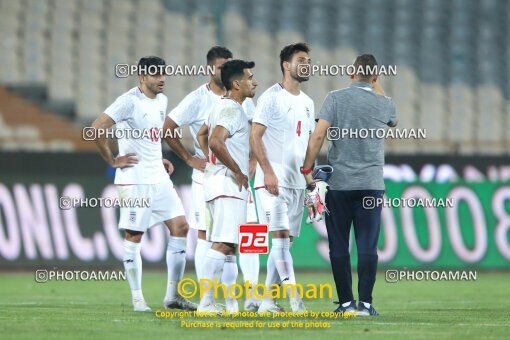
[306,107,310,118]
[129,211,136,223]
[160,111,164,121]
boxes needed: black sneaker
[357,301,379,316]
[333,300,356,313]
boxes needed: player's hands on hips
[234,171,249,192]
[162,159,174,175]
[112,153,139,169]
[264,170,279,196]
[187,155,206,171]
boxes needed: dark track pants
[325,189,384,304]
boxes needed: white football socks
[222,255,238,311]
[195,238,212,281]
[199,249,226,308]
[239,253,259,287]
[221,255,238,287]
[165,236,187,300]
[123,240,144,301]
[271,238,300,302]
[266,248,277,283]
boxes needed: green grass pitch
[1,271,509,339]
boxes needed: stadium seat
[0,0,507,156]
[46,139,76,152]
[448,85,475,146]
[417,84,447,153]
[0,123,14,141]
[109,0,135,15]
[14,125,41,141]
[475,85,504,153]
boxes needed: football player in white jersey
[164,47,260,310]
[250,43,315,313]
[91,57,196,312]
[193,60,257,313]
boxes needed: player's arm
[248,151,257,180]
[373,80,399,127]
[387,103,398,127]
[91,113,138,168]
[163,117,206,171]
[209,125,248,191]
[247,121,257,179]
[162,159,174,175]
[196,123,209,161]
[372,76,386,96]
[250,122,278,195]
[372,77,399,127]
[302,119,330,185]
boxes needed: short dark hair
[221,59,255,91]
[279,42,310,74]
[353,54,378,81]
[206,46,233,65]
[137,56,165,75]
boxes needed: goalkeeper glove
[304,165,334,223]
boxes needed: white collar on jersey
[221,96,243,106]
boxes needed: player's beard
[293,72,309,83]
[212,75,224,88]
[151,83,164,94]
[291,69,309,83]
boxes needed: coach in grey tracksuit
[301,54,397,316]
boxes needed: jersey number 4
[296,120,302,137]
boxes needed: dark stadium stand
[0,0,508,154]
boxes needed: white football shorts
[194,180,256,231]
[117,177,185,232]
[255,187,305,237]
[246,191,258,223]
[191,180,207,231]
[206,197,247,244]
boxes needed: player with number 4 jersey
[250,43,315,313]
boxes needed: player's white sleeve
[216,106,241,136]
[167,91,201,127]
[251,92,274,127]
[104,95,134,123]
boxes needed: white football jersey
[203,98,251,202]
[104,87,169,185]
[168,83,255,184]
[252,83,315,190]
